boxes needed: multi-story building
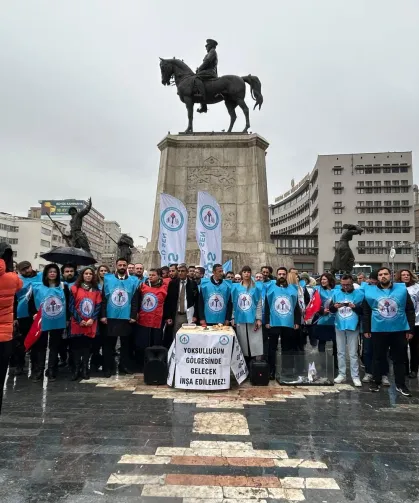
[29,200,105,262]
[270,151,415,272]
[102,220,121,268]
[0,213,66,270]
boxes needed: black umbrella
[40,246,97,266]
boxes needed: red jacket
[0,259,23,342]
[69,285,102,338]
[137,280,168,329]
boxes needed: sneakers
[382,376,390,386]
[334,374,346,384]
[352,378,362,387]
[369,383,380,392]
[362,373,373,383]
[408,371,418,379]
[396,385,412,397]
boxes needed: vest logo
[179,334,190,344]
[377,297,398,319]
[219,335,229,345]
[161,207,184,232]
[142,293,158,312]
[338,306,353,319]
[199,204,219,231]
[238,293,253,312]
[208,293,225,313]
[274,296,291,315]
[43,296,64,318]
[111,288,129,308]
[80,298,94,317]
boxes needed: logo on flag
[161,207,184,232]
[200,204,219,231]
[111,288,129,307]
[142,293,158,312]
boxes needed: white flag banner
[158,193,188,267]
[195,191,222,277]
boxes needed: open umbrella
[40,246,97,266]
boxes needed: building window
[392,187,400,193]
[358,221,365,227]
[401,187,409,193]
[384,181,391,186]
[366,201,373,207]
[41,227,52,236]
[384,187,391,193]
[400,166,408,173]
[334,182,341,187]
[357,201,365,207]
[366,181,372,187]
[365,168,372,174]
[392,167,400,173]
[383,167,391,173]
[40,239,50,247]
[373,167,381,173]
[402,200,409,206]
[356,167,364,174]
[357,208,365,214]
[392,180,399,186]
[333,168,342,175]
[333,188,343,194]
[402,220,410,226]
[356,188,364,194]
[374,208,382,213]
[357,181,365,187]
[334,201,342,207]
[334,208,342,214]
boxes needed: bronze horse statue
[159,58,263,133]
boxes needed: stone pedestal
[141,133,292,272]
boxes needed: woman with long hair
[396,268,419,378]
[314,273,336,354]
[29,264,69,382]
[91,265,110,371]
[231,266,263,362]
[68,267,102,380]
[96,264,110,291]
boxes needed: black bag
[250,359,270,386]
[144,346,168,385]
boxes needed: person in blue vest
[363,267,415,396]
[10,261,42,376]
[329,274,364,387]
[29,264,69,382]
[264,267,301,379]
[100,257,139,377]
[198,264,232,326]
[231,266,263,362]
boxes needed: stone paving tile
[193,412,250,435]
[165,473,282,487]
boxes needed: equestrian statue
[330,224,364,275]
[160,39,263,133]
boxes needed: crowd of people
[0,245,418,405]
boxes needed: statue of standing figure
[330,224,364,275]
[117,234,135,263]
[67,198,92,252]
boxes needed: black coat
[164,277,199,321]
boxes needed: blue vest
[103,274,137,320]
[332,288,365,331]
[232,283,261,324]
[201,280,231,324]
[32,283,67,331]
[317,287,336,326]
[257,280,273,323]
[16,272,43,319]
[364,283,409,332]
[266,283,298,329]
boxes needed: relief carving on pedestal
[187,166,236,190]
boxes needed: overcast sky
[1,0,418,242]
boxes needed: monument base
[136,247,292,274]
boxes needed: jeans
[335,329,360,378]
[372,331,407,387]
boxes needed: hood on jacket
[42,263,61,287]
[0,243,13,273]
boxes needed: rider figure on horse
[196,39,218,113]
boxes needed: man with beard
[169,264,178,280]
[198,264,232,327]
[194,267,205,288]
[363,267,415,396]
[265,267,301,379]
[101,258,138,377]
[187,266,196,281]
[134,263,146,284]
[11,261,42,375]
[59,263,77,367]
